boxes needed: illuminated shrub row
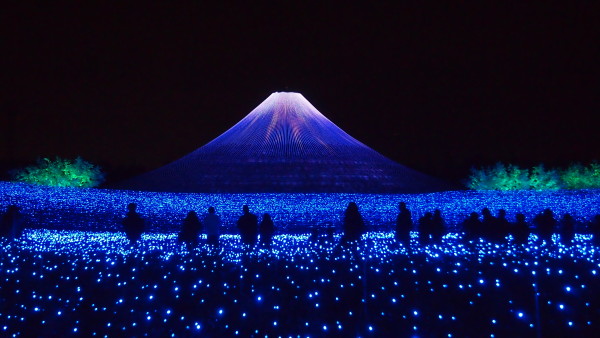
[467,163,600,191]
[11,157,105,188]
[1,182,599,233]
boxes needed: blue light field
[1,230,600,336]
[2,182,600,336]
[1,182,599,232]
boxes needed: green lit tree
[467,163,529,190]
[590,163,600,188]
[466,166,492,190]
[561,162,600,189]
[529,164,562,190]
[561,163,586,189]
[12,156,105,188]
[468,162,600,191]
[495,163,529,190]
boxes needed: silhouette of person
[122,203,145,244]
[533,208,557,243]
[418,212,434,243]
[259,213,275,248]
[204,206,221,246]
[237,205,258,248]
[512,213,530,245]
[1,205,24,239]
[495,209,511,242]
[178,211,202,248]
[342,202,365,243]
[481,208,496,241]
[431,209,446,242]
[395,202,412,244]
[559,213,576,245]
[462,212,481,242]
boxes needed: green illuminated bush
[467,163,531,190]
[467,162,600,191]
[561,163,600,189]
[529,164,563,190]
[12,157,105,188]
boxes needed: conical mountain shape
[120,92,448,193]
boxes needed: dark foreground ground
[1,230,599,337]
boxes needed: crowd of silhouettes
[178,206,223,248]
[462,208,513,244]
[390,202,600,247]
[235,206,277,249]
[419,205,598,246]
[417,209,446,244]
[3,202,600,250]
[341,202,600,247]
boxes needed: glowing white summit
[121,92,448,193]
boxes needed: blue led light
[1,184,600,336]
[1,228,594,335]
[118,92,446,193]
[2,181,600,234]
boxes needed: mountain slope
[119,92,449,193]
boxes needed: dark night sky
[2,2,599,183]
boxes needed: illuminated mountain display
[120,92,449,193]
